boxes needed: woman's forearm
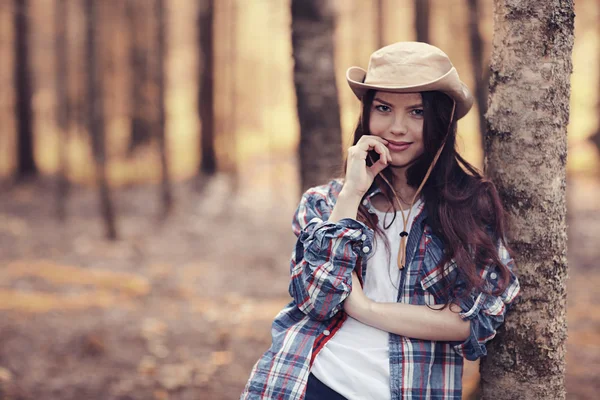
[355,301,471,342]
[328,188,363,223]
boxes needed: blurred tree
[86,0,118,240]
[14,0,37,181]
[56,0,70,220]
[126,0,153,154]
[483,0,573,399]
[155,0,172,216]
[591,22,600,157]
[376,0,385,48]
[198,0,216,176]
[291,0,343,192]
[414,0,430,43]
[592,125,600,156]
[467,0,488,148]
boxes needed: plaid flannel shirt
[241,178,521,400]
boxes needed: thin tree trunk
[56,0,70,220]
[155,0,172,216]
[14,0,37,181]
[467,0,487,151]
[126,0,152,154]
[198,0,216,176]
[482,1,574,399]
[291,0,343,192]
[591,22,600,156]
[414,0,430,43]
[86,0,118,240]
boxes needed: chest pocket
[419,229,459,305]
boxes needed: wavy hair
[336,89,516,310]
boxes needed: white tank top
[310,196,425,400]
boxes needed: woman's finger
[358,135,388,145]
[356,138,388,162]
[374,142,389,164]
[355,138,379,153]
[368,150,390,176]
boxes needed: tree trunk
[482,1,574,399]
[14,0,37,181]
[86,0,118,240]
[467,0,487,150]
[414,0,430,43]
[155,0,172,216]
[126,0,153,154]
[56,0,70,220]
[591,21,600,156]
[291,0,343,192]
[198,0,216,176]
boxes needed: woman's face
[368,91,425,168]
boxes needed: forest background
[0,0,598,399]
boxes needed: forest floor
[0,167,598,400]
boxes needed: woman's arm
[289,182,373,321]
[344,272,471,341]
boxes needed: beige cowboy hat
[346,41,474,119]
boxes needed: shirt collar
[334,178,427,221]
[364,184,428,222]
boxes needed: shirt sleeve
[449,237,521,361]
[288,184,374,321]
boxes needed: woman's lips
[386,142,412,151]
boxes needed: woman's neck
[372,182,419,212]
[389,166,419,206]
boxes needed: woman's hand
[344,271,374,320]
[342,135,392,198]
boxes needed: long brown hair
[337,89,515,310]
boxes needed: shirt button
[361,234,367,241]
[362,246,370,253]
[490,272,498,279]
[323,329,330,336]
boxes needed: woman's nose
[389,113,407,135]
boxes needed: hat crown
[365,42,454,87]
[345,41,474,119]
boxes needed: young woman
[240,42,521,400]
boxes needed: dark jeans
[304,372,347,400]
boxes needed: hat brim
[346,66,473,120]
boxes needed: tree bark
[198,0,216,176]
[126,0,153,154]
[467,0,487,150]
[482,1,574,399]
[14,0,37,181]
[86,0,118,240]
[291,0,343,192]
[414,0,430,43]
[155,0,172,216]
[56,0,70,220]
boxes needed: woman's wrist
[339,184,366,201]
[329,188,364,223]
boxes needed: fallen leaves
[0,260,151,313]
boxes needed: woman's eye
[375,104,391,113]
[411,109,424,117]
